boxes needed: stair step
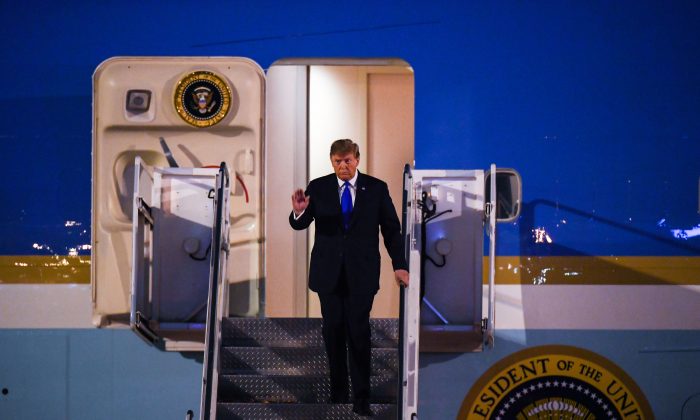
[222,318,398,348]
[220,347,398,375]
[216,402,396,420]
[217,374,397,404]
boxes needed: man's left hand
[394,269,409,287]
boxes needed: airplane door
[130,157,224,350]
[406,167,521,352]
[409,170,487,352]
[93,57,264,344]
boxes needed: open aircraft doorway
[265,58,415,319]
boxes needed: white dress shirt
[337,170,358,206]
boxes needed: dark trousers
[318,268,375,402]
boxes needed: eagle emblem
[174,71,232,127]
[192,86,217,114]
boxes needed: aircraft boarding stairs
[212,317,400,419]
[128,162,517,419]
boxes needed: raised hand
[291,189,310,216]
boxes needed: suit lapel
[349,172,366,229]
[328,174,342,214]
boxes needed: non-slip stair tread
[222,318,398,348]
[213,317,401,417]
[217,374,397,404]
[220,347,398,375]
[216,402,396,420]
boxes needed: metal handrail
[200,163,230,420]
[399,164,420,419]
[397,164,411,420]
[485,163,497,348]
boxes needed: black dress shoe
[352,399,373,417]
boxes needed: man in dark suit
[290,139,409,416]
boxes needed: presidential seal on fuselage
[174,71,231,127]
[458,345,653,420]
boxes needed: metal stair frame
[200,163,231,420]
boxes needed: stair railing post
[399,164,420,419]
[199,163,230,420]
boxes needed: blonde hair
[329,139,360,159]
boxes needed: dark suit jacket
[289,172,407,295]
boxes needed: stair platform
[217,402,396,420]
[220,347,398,375]
[222,318,398,348]
[218,374,397,403]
